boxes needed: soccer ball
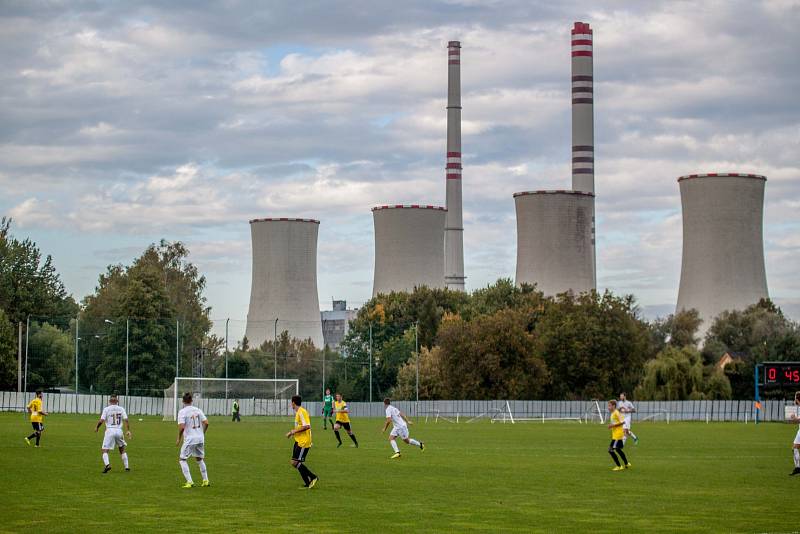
[138,418,143,422]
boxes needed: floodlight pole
[175,320,180,377]
[274,318,278,399]
[17,321,22,392]
[23,315,30,393]
[75,315,79,399]
[125,318,129,398]
[369,322,373,403]
[415,321,419,405]
[225,318,229,399]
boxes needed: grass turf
[0,413,797,533]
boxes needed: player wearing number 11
[95,394,132,473]
[177,392,210,488]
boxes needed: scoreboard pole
[754,364,761,425]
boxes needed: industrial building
[321,300,358,350]
[245,218,324,348]
[444,40,466,291]
[514,191,595,295]
[676,173,769,333]
[513,22,597,295]
[372,205,446,296]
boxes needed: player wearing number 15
[177,392,210,488]
[95,394,132,473]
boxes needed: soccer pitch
[0,413,795,533]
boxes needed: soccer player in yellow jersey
[607,399,630,471]
[286,395,318,488]
[24,390,48,447]
[333,393,358,448]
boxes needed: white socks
[121,453,129,469]
[794,448,799,468]
[390,440,400,453]
[179,460,193,483]
[409,439,421,448]
[622,437,627,445]
[198,460,208,482]
[102,452,110,466]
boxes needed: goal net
[162,377,299,421]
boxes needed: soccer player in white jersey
[618,392,639,445]
[789,391,800,476]
[382,398,424,459]
[176,392,210,488]
[94,394,132,473]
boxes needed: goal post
[163,377,299,421]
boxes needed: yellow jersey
[334,400,350,423]
[293,407,312,448]
[28,398,43,423]
[610,409,624,440]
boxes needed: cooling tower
[372,205,446,296]
[246,218,324,348]
[676,173,769,331]
[514,191,595,295]
[444,40,466,291]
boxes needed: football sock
[26,433,36,440]
[630,432,638,440]
[409,439,421,448]
[391,440,400,453]
[35,432,41,446]
[794,449,800,468]
[296,464,309,485]
[334,430,342,445]
[617,449,629,465]
[198,460,208,481]
[121,453,129,469]
[102,452,110,466]
[300,463,316,480]
[328,418,334,428]
[179,460,193,483]
[608,450,620,466]
[349,433,358,446]
[622,436,627,445]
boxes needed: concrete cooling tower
[514,191,595,296]
[245,218,324,348]
[676,173,769,331]
[372,205,446,296]
[444,40,466,291]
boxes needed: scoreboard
[762,362,800,386]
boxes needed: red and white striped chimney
[571,21,594,194]
[444,40,465,291]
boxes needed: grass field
[0,413,797,533]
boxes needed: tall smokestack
[444,40,465,291]
[571,22,596,288]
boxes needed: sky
[1,0,799,340]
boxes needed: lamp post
[74,315,79,396]
[368,322,373,403]
[104,319,129,397]
[415,322,419,406]
[23,315,29,393]
[273,318,278,398]
[225,318,230,399]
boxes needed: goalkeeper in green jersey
[322,388,334,430]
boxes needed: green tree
[26,321,73,390]
[0,308,17,388]
[634,345,731,400]
[649,309,703,351]
[394,346,445,400]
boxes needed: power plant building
[372,205,446,296]
[676,173,769,331]
[444,40,466,291]
[514,191,595,295]
[245,218,324,348]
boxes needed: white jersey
[100,405,128,429]
[178,405,207,445]
[385,405,407,430]
[618,400,635,421]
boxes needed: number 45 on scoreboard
[762,362,800,386]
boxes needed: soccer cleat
[625,463,632,469]
[420,442,425,451]
[182,482,194,489]
[790,467,800,476]
[336,442,342,448]
[125,468,130,472]
[201,480,210,487]
[612,466,624,471]
[633,436,639,445]
[103,465,111,474]
[308,477,318,489]
[390,452,401,459]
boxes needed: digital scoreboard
[763,362,800,386]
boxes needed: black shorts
[31,422,43,432]
[609,439,624,450]
[334,421,351,431]
[292,443,310,463]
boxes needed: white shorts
[390,425,409,440]
[102,429,127,450]
[623,419,632,430]
[180,441,205,460]
[794,429,800,445]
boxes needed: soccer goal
[162,377,299,421]
[582,399,606,424]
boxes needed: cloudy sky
[1,0,798,337]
